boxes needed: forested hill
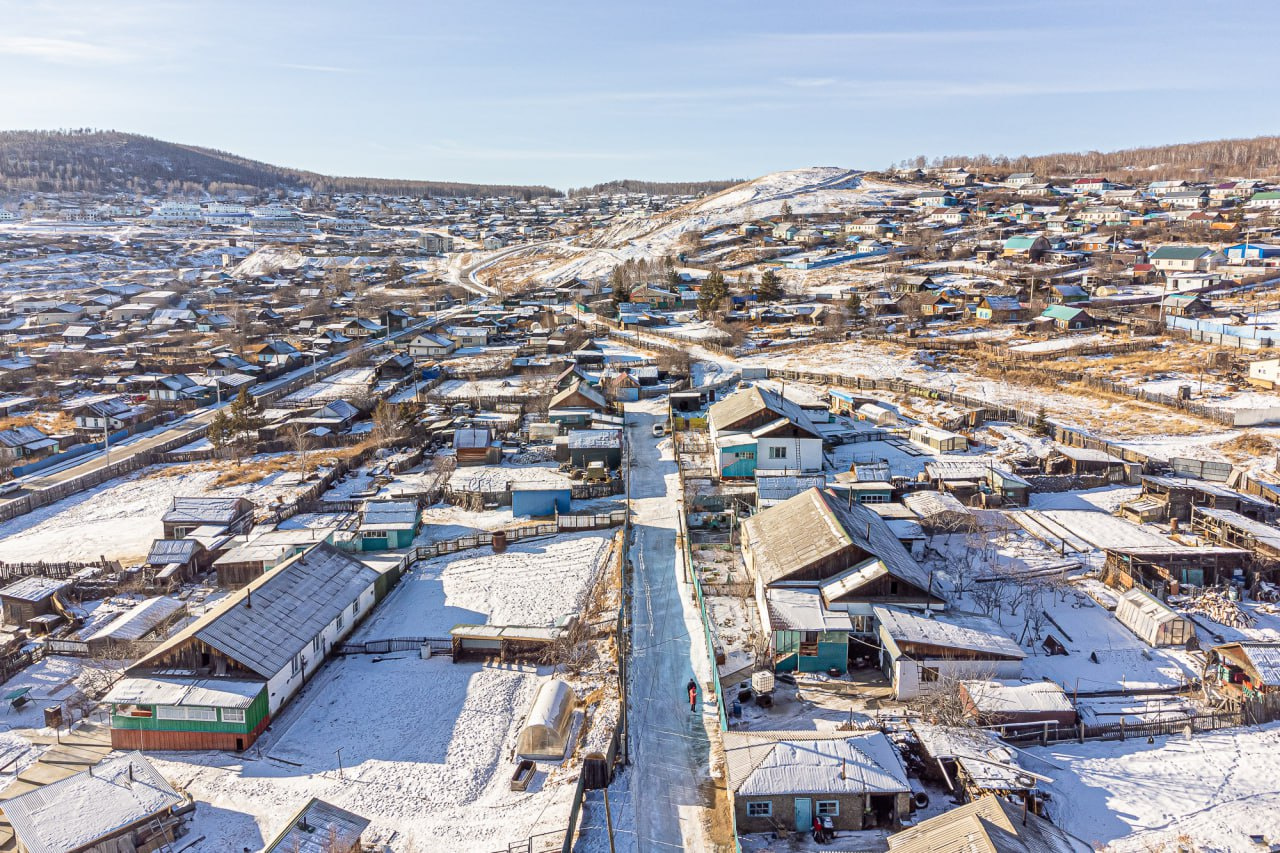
[914,135,1280,183]
[566,178,744,197]
[0,130,563,199]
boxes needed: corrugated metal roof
[0,752,184,853]
[875,607,1025,659]
[85,596,184,643]
[263,798,371,853]
[132,543,379,679]
[161,496,252,525]
[146,538,201,565]
[105,676,263,709]
[724,730,909,797]
[0,576,69,602]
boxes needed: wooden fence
[0,559,113,582]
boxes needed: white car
[652,422,666,437]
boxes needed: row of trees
[908,134,1280,183]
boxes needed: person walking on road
[687,678,697,713]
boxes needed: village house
[724,729,912,835]
[708,385,825,478]
[1148,245,1222,273]
[1002,235,1050,262]
[743,488,943,674]
[0,753,188,853]
[875,606,1025,699]
[161,496,256,539]
[106,543,384,750]
[356,499,420,551]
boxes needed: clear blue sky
[1,0,1275,189]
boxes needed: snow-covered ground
[0,458,314,564]
[151,654,572,852]
[359,529,613,635]
[1029,723,1280,852]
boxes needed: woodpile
[1183,589,1256,629]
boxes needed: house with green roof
[1248,191,1280,209]
[1148,245,1223,273]
[1001,234,1049,262]
[1039,304,1096,330]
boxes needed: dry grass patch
[1218,432,1276,462]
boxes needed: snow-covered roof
[911,723,1033,792]
[875,606,1024,659]
[0,576,69,602]
[263,799,371,853]
[724,730,910,797]
[765,587,853,631]
[959,679,1074,715]
[0,752,184,853]
[85,596,184,643]
[105,676,263,710]
[741,488,932,593]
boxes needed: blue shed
[512,487,572,518]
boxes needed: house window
[336,611,344,630]
[312,635,322,653]
[221,708,246,724]
[156,705,217,722]
[768,446,787,460]
[291,653,303,676]
[920,666,940,683]
[858,494,889,504]
[816,801,840,817]
[747,801,773,817]
[351,601,359,618]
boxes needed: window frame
[746,800,773,818]
[816,800,840,817]
[920,665,940,683]
[221,708,247,724]
[768,445,788,460]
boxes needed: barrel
[491,530,508,553]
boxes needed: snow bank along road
[624,399,717,850]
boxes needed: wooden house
[106,543,383,751]
[161,497,256,539]
[875,606,1025,699]
[724,730,912,835]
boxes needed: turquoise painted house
[357,500,420,551]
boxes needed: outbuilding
[516,679,579,762]
[1114,587,1194,647]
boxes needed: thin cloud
[277,62,358,74]
[0,36,136,65]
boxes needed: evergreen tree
[757,269,782,302]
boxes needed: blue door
[795,797,812,831]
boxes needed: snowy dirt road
[621,399,718,851]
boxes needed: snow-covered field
[0,458,312,563]
[1030,723,1280,852]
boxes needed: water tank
[751,670,776,695]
